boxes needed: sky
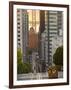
[28,10,40,33]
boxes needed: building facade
[17,9,63,72]
[47,11,63,66]
[28,10,40,72]
[17,9,29,63]
[39,10,63,71]
[39,11,48,72]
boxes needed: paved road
[17,72,63,80]
[17,73,48,80]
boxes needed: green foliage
[17,61,24,74]
[17,61,32,74]
[53,46,63,66]
[23,62,32,73]
[27,49,32,55]
[17,48,32,74]
[17,48,22,63]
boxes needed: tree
[17,61,32,74]
[53,46,63,66]
[27,49,32,55]
[17,48,22,63]
[23,62,32,73]
[17,48,23,74]
[17,61,24,74]
[17,48,32,74]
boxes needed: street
[17,72,63,80]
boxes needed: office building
[40,10,63,70]
[39,11,48,72]
[17,9,29,62]
[28,27,38,49]
[46,11,63,66]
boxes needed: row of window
[49,32,57,34]
[49,24,57,27]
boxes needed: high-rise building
[28,10,40,72]
[47,11,63,66]
[28,10,40,51]
[39,10,45,54]
[47,11,58,66]
[17,9,23,49]
[39,11,48,72]
[17,9,29,63]
[40,10,63,70]
[41,30,48,72]
[28,27,38,49]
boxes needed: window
[17,14,20,17]
[18,39,20,41]
[18,43,20,46]
[17,22,20,25]
[18,31,20,33]
[17,27,20,29]
[17,18,20,21]
[18,35,20,37]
